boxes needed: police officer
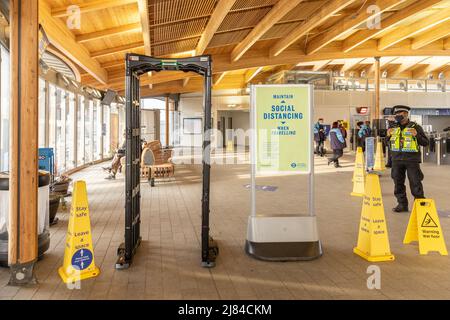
[386,105,429,213]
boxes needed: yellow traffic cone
[351,147,365,197]
[59,181,100,283]
[374,141,385,171]
[404,199,448,256]
[354,173,395,262]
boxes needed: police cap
[392,105,411,114]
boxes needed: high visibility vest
[390,126,419,153]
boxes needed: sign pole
[250,86,257,217]
[308,85,314,218]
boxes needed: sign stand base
[58,265,100,284]
[245,215,322,261]
[353,248,394,262]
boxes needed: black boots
[392,205,409,213]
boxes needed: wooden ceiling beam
[39,0,108,84]
[91,42,144,58]
[101,60,125,69]
[389,56,431,77]
[137,0,151,55]
[196,0,237,55]
[270,0,358,57]
[213,72,228,86]
[231,0,305,62]
[216,42,450,74]
[312,60,332,71]
[340,58,365,72]
[52,0,137,18]
[103,42,450,90]
[307,0,408,55]
[411,21,450,50]
[244,67,264,83]
[76,22,141,43]
[412,57,450,78]
[444,37,450,50]
[378,6,450,50]
[343,0,442,52]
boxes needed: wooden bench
[141,141,175,187]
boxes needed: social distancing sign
[354,173,395,262]
[403,199,448,256]
[59,180,100,283]
[351,147,365,197]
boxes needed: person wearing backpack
[358,121,371,152]
[328,122,345,168]
[313,118,326,157]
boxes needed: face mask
[395,115,404,123]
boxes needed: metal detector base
[201,237,219,268]
[245,215,322,261]
[115,238,141,270]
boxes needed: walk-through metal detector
[115,53,218,269]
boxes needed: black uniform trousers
[391,160,425,208]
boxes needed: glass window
[38,79,47,148]
[110,103,119,151]
[103,104,111,157]
[118,104,125,145]
[55,88,66,174]
[92,100,101,161]
[48,84,56,151]
[65,92,75,171]
[0,45,10,172]
[77,95,85,166]
[85,99,93,163]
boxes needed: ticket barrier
[423,133,439,164]
[439,132,450,165]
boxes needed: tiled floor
[1,150,450,300]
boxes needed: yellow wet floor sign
[59,181,100,283]
[354,173,395,262]
[373,141,385,171]
[403,199,448,256]
[351,147,365,197]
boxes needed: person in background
[338,121,347,149]
[386,105,429,213]
[328,121,345,168]
[385,116,396,168]
[358,121,371,152]
[365,120,372,137]
[104,131,126,180]
[314,118,326,157]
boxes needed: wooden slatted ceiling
[43,0,450,95]
[150,0,216,25]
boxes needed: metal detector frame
[115,53,218,269]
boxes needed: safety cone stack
[351,147,365,197]
[373,141,386,172]
[353,173,395,262]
